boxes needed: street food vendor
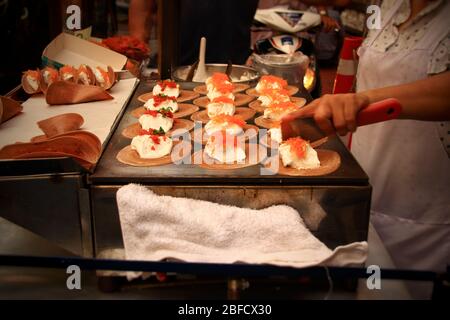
[285,0,450,273]
[129,0,259,65]
[128,0,351,66]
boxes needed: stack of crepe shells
[0,113,102,170]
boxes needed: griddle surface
[90,82,368,186]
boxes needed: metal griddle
[89,82,368,186]
[88,81,372,274]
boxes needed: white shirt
[363,0,450,156]
[365,0,449,75]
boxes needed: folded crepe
[37,113,84,138]
[0,130,102,170]
[0,96,23,125]
[45,81,113,105]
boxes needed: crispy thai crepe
[279,137,320,170]
[76,65,96,86]
[263,101,300,121]
[152,80,180,98]
[204,132,246,163]
[205,73,235,101]
[257,88,290,107]
[263,136,341,176]
[0,132,101,170]
[21,70,42,94]
[0,112,100,170]
[144,95,179,113]
[255,75,288,93]
[139,109,174,132]
[204,115,246,136]
[22,65,118,100]
[94,66,116,90]
[40,67,60,92]
[246,75,299,97]
[0,96,23,124]
[59,65,77,83]
[37,113,84,138]
[45,81,113,105]
[207,96,236,118]
[131,133,173,159]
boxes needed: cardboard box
[42,33,127,71]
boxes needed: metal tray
[0,80,139,177]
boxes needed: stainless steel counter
[0,217,415,299]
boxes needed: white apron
[353,1,450,273]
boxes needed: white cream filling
[144,98,179,113]
[279,143,320,170]
[205,77,214,91]
[78,71,90,85]
[255,81,283,94]
[207,90,235,102]
[131,135,173,159]
[269,127,283,144]
[62,72,74,81]
[205,76,232,87]
[204,138,246,164]
[152,84,180,98]
[139,113,174,132]
[204,120,243,136]
[43,71,52,84]
[257,93,290,107]
[207,102,235,118]
[206,82,215,93]
[206,77,233,91]
[26,75,39,91]
[94,68,105,85]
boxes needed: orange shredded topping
[60,65,76,74]
[210,72,235,93]
[285,137,308,159]
[158,79,178,90]
[144,109,174,118]
[44,68,59,81]
[215,82,235,93]
[212,96,235,105]
[260,88,290,98]
[267,101,298,112]
[211,115,246,127]
[211,72,230,83]
[153,95,176,107]
[25,70,40,79]
[260,75,287,88]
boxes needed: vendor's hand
[283,93,371,136]
[320,15,340,33]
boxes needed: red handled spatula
[280,98,402,143]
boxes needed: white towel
[117,184,368,269]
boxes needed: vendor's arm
[284,72,450,136]
[129,0,153,43]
